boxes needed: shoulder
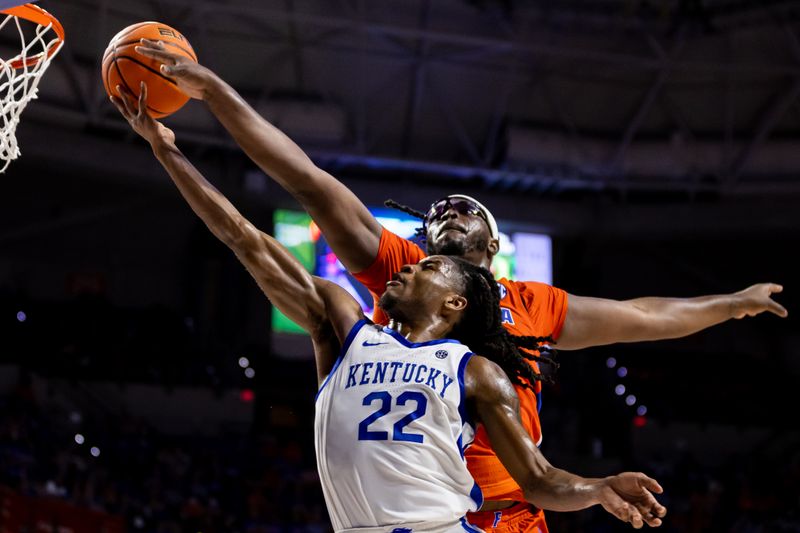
[352,228,425,286]
[506,279,560,293]
[464,354,519,405]
[466,353,504,376]
[506,279,568,305]
[379,227,426,256]
[313,277,368,338]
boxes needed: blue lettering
[389,361,403,382]
[426,368,441,390]
[402,363,417,383]
[500,307,515,325]
[346,364,361,389]
[373,362,389,384]
[440,374,455,398]
[347,362,457,394]
[414,364,427,383]
[360,362,374,385]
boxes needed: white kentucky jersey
[314,320,484,531]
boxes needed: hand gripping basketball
[110,82,176,148]
[135,39,214,100]
[102,22,197,118]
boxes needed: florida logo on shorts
[435,350,449,359]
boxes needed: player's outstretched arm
[111,83,364,381]
[133,39,383,273]
[465,356,666,528]
[557,283,788,350]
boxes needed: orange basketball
[102,21,197,118]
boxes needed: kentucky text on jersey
[344,361,455,398]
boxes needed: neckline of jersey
[380,326,463,348]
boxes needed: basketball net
[0,4,63,172]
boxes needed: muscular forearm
[201,77,382,271]
[203,77,323,200]
[560,283,786,350]
[152,140,248,247]
[151,139,330,330]
[470,357,664,525]
[111,55,337,335]
[524,469,604,512]
[528,470,667,527]
[473,358,602,512]
[623,294,736,340]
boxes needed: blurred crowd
[0,377,330,533]
[2,371,798,533]
[547,447,800,533]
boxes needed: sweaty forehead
[431,256,468,293]
[421,255,453,266]
[421,255,462,277]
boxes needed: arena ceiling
[8,0,800,229]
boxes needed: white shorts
[338,518,484,533]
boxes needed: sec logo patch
[497,283,507,299]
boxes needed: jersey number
[357,391,428,443]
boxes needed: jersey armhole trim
[457,351,476,432]
[315,318,370,401]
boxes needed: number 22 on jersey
[358,390,428,443]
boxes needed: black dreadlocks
[384,199,427,241]
[447,257,558,389]
[386,199,557,386]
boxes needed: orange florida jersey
[353,228,568,504]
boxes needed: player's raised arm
[133,39,384,273]
[557,284,787,351]
[110,83,364,381]
[465,356,666,529]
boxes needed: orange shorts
[466,503,548,533]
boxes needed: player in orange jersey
[350,200,563,531]
[133,39,788,532]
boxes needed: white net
[0,6,62,172]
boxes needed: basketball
[101,21,197,118]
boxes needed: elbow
[519,468,552,509]
[522,483,548,510]
[289,168,331,203]
[522,486,540,508]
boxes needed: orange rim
[1,3,65,69]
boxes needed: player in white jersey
[112,81,667,532]
[315,320,481,529]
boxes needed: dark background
[1,0,799,531]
